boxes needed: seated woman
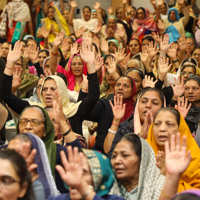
[85,75,136,152]
[111,133,191,199]
[100,15,127,44]
[147,107,200,191]
[39,6,70,45]
[8,133,60,200]
[0,149,35,200]
[184,76,200,137]
[15,105,82,193]
[2,40,99,136]
[68,1,102,33]
[106,87,165,155]
[48,147,124,200]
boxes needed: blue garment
[165,25,181,43]
[47,194,125,200]
[167,8,180,23]
[33,178,46,200]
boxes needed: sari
[111,134,165,200]
[147,114,200,192]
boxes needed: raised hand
[177,0,185,7]
[114,46,126,63]
[165,133,191,176]
[147,41,158,58]
[7,40,22,65]
[117,27,125,39]
[167,42,178,60]
[107,57,117,75]
[178,36,187,52]
[160,34,170,52]
[139,111,153,139]
[28,44,39,63]
[142,75,158,88]
[132,20,139,33]
[56,147,83,188]
[71,42,79,55]
[175,97,191,118]
[171,76,185,99]
[80,42,95,64]
[53,31,65,48]
[93,2,101,10]
[69,0,78,8]
[80,75,88,92]
[100,39,109,54]
[151,32,161,44]
[75,26,85,38]
[40,26,50,38]
[141,48,149,65]
[157,19,165,32]
[82,32,92,45]
[156,151,166,175]
[157,0,165,6]
[150,0,156,7]
[94,54,103,71]
[93,23,102,35]
[109,95,126,121]
[12,65,22,92]
[158,57,172,80]
[107,7,114,15]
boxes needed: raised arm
[93,2,103,25]
[68,0,78,26]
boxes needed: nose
[145,101,152,109]
[159,123,167,132]
[25,121,32,129]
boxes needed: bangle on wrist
[112,121,119,126]
[6,66,13,70]
[108,129,117,134]
[62,129,71,136]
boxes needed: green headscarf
[82,149,115,197]
[16,105,57,177]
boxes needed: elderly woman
[111,133,191,199]
[100,15,127,44]
[48,147,124,200]
[147,107,200,191]
[2,40,99,136]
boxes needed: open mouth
[158,135,168,142]
[45,97,52,103]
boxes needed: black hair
[58,48,67,67]
[104,54,115,63]
[139,87,165,107]
[82,6,91,12]
[136,7,146,17]
[20,40,27,46]
[181,64,196,74]
[142,35,155,44]
[115,7,122,16]
[182,57,198,67]
[185,75,200,86]
[126,68,144,80]
[106,36,116,41]
[121,134,142,161]
[57,72,68,86]
[0,149,35,200]
[171,193,200,200]
[129,38,141,46]
[92,42,98,53]
[39,49,49,57]
[154,107,180,125]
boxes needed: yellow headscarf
[147,111,200,192]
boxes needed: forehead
[39,51,48,57]
[115,140,136,153]
[185,79,199,87]
[108,18,115,23]
[2,43,9,48]
[130,40,139,45]
[127,70,141,79]
[170,10,176,14]
[21,108,43,120]
[193,49,200,53]
[140,91,161,100]
[72,56,82,62]
[38,78,44,85]
[186,38,194,43]
[83,8,90,13]
[63,10,69,14]
[155,110,177,121]
[142,39,150,44]
[48,7,54,12]
[117,77,131,84]
[43,78,57,87]
[0,158,18,177]
[182,66,195,72]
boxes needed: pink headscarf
[66,54,88,91]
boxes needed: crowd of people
[0,0,200,199]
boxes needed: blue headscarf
[167,8,180,23]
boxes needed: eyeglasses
[181,72,194,77]
[19,118,45,126]
[71,62,83,66]
[0,175,21,189]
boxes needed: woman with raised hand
[1,40,99,135]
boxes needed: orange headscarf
[147,112,200,192]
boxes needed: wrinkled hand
[106,56,117,75]
[142,75,158,88]
[56,147,83,188]
[109,95,126,121]
[148,41,158,58]
[12,65,22,91]
[151,32,161,44]
[94,55,103,71]
[175,97,191,118]
[156,151,166,175]
[28,44,39,63]
[114,46,126,63]
[167,42,178,60]
[165,133,191,176]
[158,57,172,76]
